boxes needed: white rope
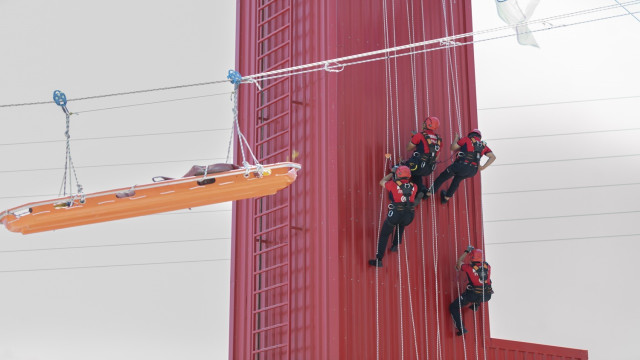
[406,0,420,131]
[403,231,420,360]
[391,0,403,164]
[419,0,432,117]
[402,2,423,358]
[445,0,484,356]
[375,158,388,360]
[383,0,394,162]
[239,1,640,83]
[439,0,468,358]
[388,1,405,357]
[428,172,443,360]
[230,84,266,176]
[376,2,393,358]
[4,2,637,111]
[416,1,441,357]
[479,171,490,360]
[396,223,405,360]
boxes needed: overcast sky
[0,1,638,360]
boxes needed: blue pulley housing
[227,70,243,85]
[53,90,67,107]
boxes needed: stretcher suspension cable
[53,90,85,206]
[227,71,267,177]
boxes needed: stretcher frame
[1,162,300,235]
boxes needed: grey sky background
[0,1,638,360]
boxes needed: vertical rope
[417,0,442,357]
[391,0,403,163]
[396,228,405,360]
[383,0,398,166]
[420,0,432,116]
[440,0,468,358]
[428,172,443,360]
[375,158,388,360]
[407,0,419,130]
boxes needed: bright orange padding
[1,162,300,235]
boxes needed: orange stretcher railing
[1,162,301,235]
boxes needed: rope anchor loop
[323,61,345,72]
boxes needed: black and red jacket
[410,129,442,162]
[456,136,492,166]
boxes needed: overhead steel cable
[0,157,226,174]
[478,94,640,111]
[3,98,635,148]
[485,233,640,246]
[483,182,640,195]
[0,128,232,147]
[486,128,640,142]
[0,81,230,108]
[0,237,230,254]
[485,210,640,223]
[73,92,233,114]
[1,1,637,109]
[614,0,640,22]
[0,258,231,274]
[0,153,637,178]
[491,153,640,167]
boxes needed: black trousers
[431,161,478,197]
[449,288,492,330]
[376,208,415,260]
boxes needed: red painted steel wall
[231,1,588,359]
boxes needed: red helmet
[394,165,411,181]
[470,249,484,262]
[423,116,440,131]
[468,129,482,139]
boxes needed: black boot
[368,259,383,267]
[440,190,449,204]
[456,327,468,336]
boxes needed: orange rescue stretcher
[1,162,300,235]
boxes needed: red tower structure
[230,1,588,359]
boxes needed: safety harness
[391,181,416,212]
[467,261,493,294]
[409,133,442,175]
[457,137,486,167]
